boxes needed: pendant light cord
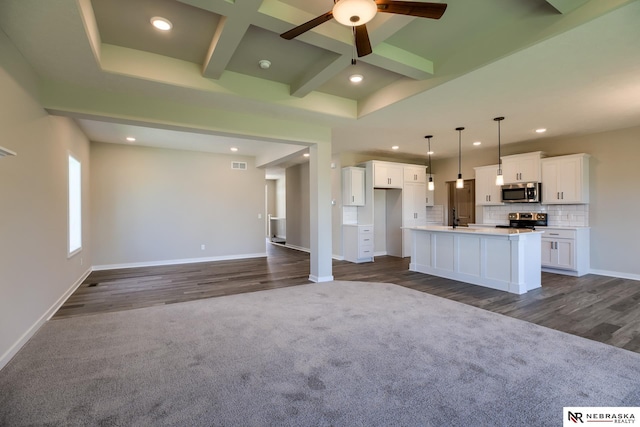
[494,116,505,168]
[458,131,461,174]
[455,127,464,176]
[425,135,433,178]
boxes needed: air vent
[231,161,247,170]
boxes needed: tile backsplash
[342,206,358,225]
[481,204,589,227]
[426,205,445,225]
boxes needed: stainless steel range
[496,212,547,230]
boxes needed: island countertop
[407,225,544,237]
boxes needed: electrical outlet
[201,244,205,250]
[258,213,262,219]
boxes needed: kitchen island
[409,226,543,294]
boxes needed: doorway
[447,179,475,226]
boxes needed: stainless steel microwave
[501,182,541,203]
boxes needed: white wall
[285,162,310,250]
[0,31,91,368]
[90,142,266,267]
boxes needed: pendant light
[425,135,435,191]
[455,127,464,189]
[494,116,505,186]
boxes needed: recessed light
[230,147,238,152]
[427,151,434,155]
[473,141,481,146]
[126,137,136,142]
[151,17,172,31]
[349,74,363,83]
[536,128,547,133]
[391,145,399,150]
[303,153,310,157]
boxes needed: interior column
[309,141,333,282]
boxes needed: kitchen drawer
[358,244,374,258]
[359,233,373,246]
[359,226,374,235]
[543,229,576,239]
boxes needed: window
[68,153,82,256]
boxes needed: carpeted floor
[1,281,639,426]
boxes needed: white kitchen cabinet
[541,153,590,204]
[342,167,365,206]
[343,224,374,263]
[402,182,427,257]
[541,227,590,276]
[403,165,426,183]
[373,161,403,188]
[501,151,543,183]
[474,165,503,205]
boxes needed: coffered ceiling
[0,0,639,163]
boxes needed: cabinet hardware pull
[550,233,559,236]
[352,195,354,202]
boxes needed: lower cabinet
[541,227,589,276]
[343,224,374,263]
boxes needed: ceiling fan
[280,0,447,58]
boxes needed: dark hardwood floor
[54,243,640,353]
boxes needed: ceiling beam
[200,0,264,80]
[545,0,590,14]
[291,54,352,98]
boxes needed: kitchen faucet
[452,207,458,229]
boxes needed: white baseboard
[283,244,310,254]
[92,253,267,271]
[309,275,334,283]
[0,267,92,371]
[589,268,640,282]
[332,254,344,261]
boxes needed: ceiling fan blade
[376,1,447,19]
[280,11,334,40]
[354,25,373,57]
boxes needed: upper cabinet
[474,165,503,206]
[373,161,403,189]
[342,167,366,206]
[403,165,426,183]
[501,151,543,183]
[541,153,590,204]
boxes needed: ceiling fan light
[333,0,377,27]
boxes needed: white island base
[409,226,543,295]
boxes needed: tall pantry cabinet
[342,161,433,262]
